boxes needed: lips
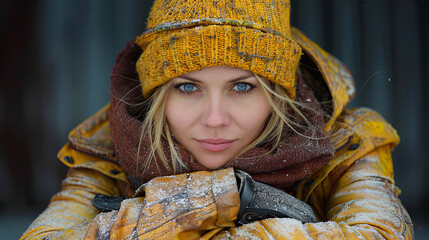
[195,139,235,152]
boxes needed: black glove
[92,194,128,212]
[235,169,317,225]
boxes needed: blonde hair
[139,73,322,174]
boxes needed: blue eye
[233,83,253,92]
[179,83,197,92]
[175,83,198,94]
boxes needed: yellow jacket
[21,29,414,239]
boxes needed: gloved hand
[235,169,317,225]
[87,168,239,239]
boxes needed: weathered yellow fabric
[210,145,412,239]
[296,107,401,204]
[20,168,120,239]
[21,105,413,239]
[135,0,301,99]
[83,168,239,239]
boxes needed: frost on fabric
[328,178,401,220]
[144,170,237,206]
[330,198,395,219]
[20,201,97,239]
[93,210,118,239]
[349,224,383,238]
[145,176,209,210]
[265,218,309,239]
[121,198,145,217]
[231,223,269,240]
[144,177,186,204]
[223,219,296,239]
[26,202,93,229]
[211,169,237,199]
[138,170,235,227]
[330,186,390,202]
[187,174,214,199]
[304,221,344,239]
[327,190,406,239]
[120,169,239,239]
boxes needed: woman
[21,0,414,239]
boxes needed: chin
[195,155,231,169]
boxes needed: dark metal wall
[1,0,428,236]
[292,1,429,219]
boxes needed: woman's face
[165,66,272,169]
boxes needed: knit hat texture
[135,0,302,99]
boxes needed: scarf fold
[110,41,335,190]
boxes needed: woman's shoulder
[57,103,129,183]
[67,104,115,157]
[325,106,400,173]
[340,107,400,149]
[297,107,400,201]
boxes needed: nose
[201,95,230,127]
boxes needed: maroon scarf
[110,41,334,190]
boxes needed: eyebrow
[176,75,254,83]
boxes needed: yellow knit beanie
[135,0,302,99]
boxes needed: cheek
[165,103,182,131]
[165,100,198,133]
[236,97,271,132]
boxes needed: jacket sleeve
[20,167,121,239]
[22,149,413,240]
[214,145,414,239]
[83,168,240,240]
[81,146,413,240]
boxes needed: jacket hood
[291,28,355,132]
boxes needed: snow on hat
[135,0,302,99]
